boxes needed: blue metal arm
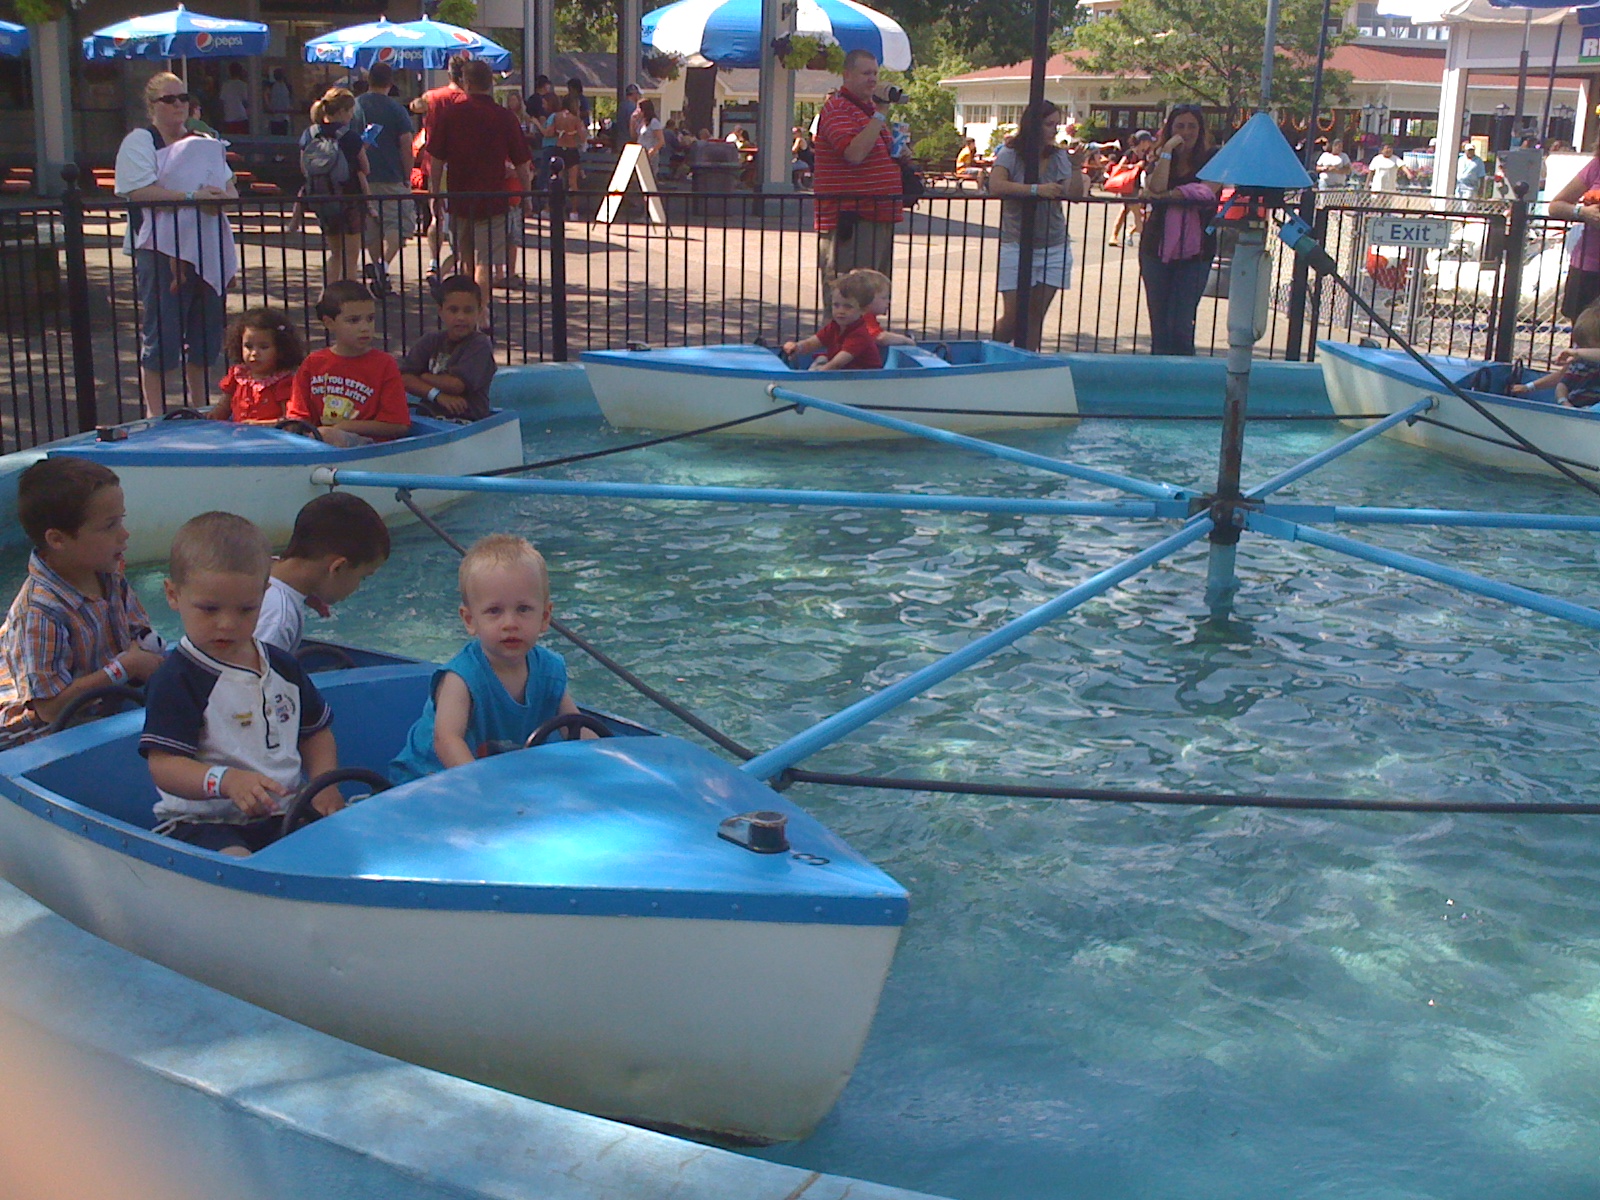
[311,467,1190,521]
[738,518,1215,781]
[1258,504,1600,532]
[1248,512,1600,632]
[1247,398,1435,500]
[766,385,1194,503]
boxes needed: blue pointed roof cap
[1199,112,1313,190]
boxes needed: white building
[1430,0,1595,195]
[940,6,1579,161]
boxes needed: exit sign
[1367,217,1450,249]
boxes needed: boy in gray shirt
[398,275,497,420]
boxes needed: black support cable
[784,768,1600,816]
[1289,225,1600,499]
[473,404,801,476]
[393,489,758,761]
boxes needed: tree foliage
[436,0,479,28]
[874,0,1078,67]
[1069,0,1353,128]
[880,26,972,144]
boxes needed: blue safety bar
[312,468,1191,521]
[1248,512,1600,632]
[767,385,1194,503]
[1258,505,1600,531]
[1247,398,1434,500]
[739,519,1215,780]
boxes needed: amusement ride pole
[1010,0,1053,349]
[1282,0,1332,361]
[1202,0,1282,614]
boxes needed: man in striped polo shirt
[812,49,904,285]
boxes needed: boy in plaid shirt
[0,458,163,746]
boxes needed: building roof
[716,67,839,101]
[546,52,662,94]
[939,44,1584,88]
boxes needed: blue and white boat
[582,341,1079,439]
[0,656,907,1145]
[30,410,523,563]
[1319,340,1600,483]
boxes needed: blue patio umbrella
[642,0,911,70]
[302,17,512,72]
[82,5,268,63]
[0,21,29,59]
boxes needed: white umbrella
[643,0,911,70]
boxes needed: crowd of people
[118,42,1600,387]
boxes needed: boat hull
[0,664,907,1144]
[583,342,1078,439]
[0,797,896,1143]
[1319,341,1600,482]
[46,412,524,562]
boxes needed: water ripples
[14,414,1600,1198]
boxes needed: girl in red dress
[211,307,305,424]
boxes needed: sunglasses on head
[155,92,191,105]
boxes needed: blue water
[9,412,1600,1199]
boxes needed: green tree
[1068,0,1353,129]
[436,0,479,28]
[558,0,616,53]
[874,0,1078,66]
[880,26,972,146]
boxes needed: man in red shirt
[811,49,903,287]
[429,59,533,331]
[410,54,469,281]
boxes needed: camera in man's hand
[873,85,907,105]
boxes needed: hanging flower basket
[772,34,843,73]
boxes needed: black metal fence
[0,173,1581,455]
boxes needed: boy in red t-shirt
[781,273,883,371]
[846,268,916,351]
[288,281,410,447]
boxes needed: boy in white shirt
[255,494,390,653]
[141,513,344,856]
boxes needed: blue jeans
[133,248,225,372]
[1140,254,1211,357]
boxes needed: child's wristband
[426,387,441,403]
[203,765,228,799]
[102,657,129,685]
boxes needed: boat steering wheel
[42,684,145,734]
[524,713,613,747]
[274,418,323,441]
[161,407,207,421]
[280,767,392,839]
[294,642,358,672]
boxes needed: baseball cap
[625,83,641,96]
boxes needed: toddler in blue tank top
[390,535,586,783]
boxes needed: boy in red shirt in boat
[287,280,410,447]
[782,273,884,371]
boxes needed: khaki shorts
[365,181,413,246]
[452,216,509,267]
[817,217,896,287]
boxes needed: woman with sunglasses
[114,72,238,417]
[1137,104,1221,356]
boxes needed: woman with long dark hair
[1137,104,1221,356]
[1549,150,1600,326]
[987,99,1087,349]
